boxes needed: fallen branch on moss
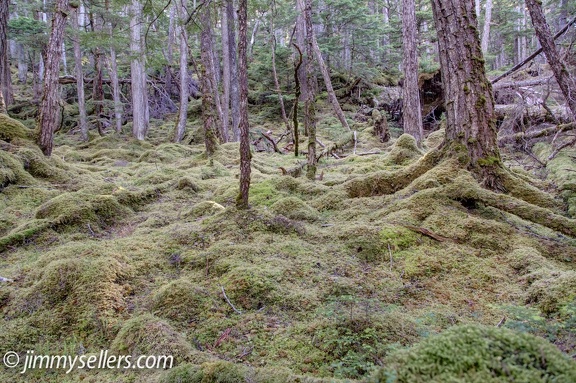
[316,132,355,161]
[399,224,456,243]
[221,285,242,315]
[0,276,13,283]
[498,122,576,143]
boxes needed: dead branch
[0,276,14,283]
[316,132,355,161]
[498,122,576,143]
[220,285,242,314]
[493,76,554,90]
[399,224,456,242]
[261,131,282,153]
[491,16,576,84]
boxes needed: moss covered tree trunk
[174,0,189,143]
[431,0,502,189]
[130,0,149,140]
[72,7,88,141]
[200,6,219,156]
[237,0,251,209]
[38,0,70,156]
[526,0,576,122]
[304,0,317,179]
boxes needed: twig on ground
[221,285,243,314]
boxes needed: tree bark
[237,0,251,209]
[90,10,104,136]
[130,0,149,140]
[431,0,502,189]
[526,0,576,122]
[174,0,189,143]
[271,34,290,131]
[0,0,14,106]
[203,6,224,142]
[401,0,424,145]
[295,0,308,102]
[304,0,317,180]
[38,0,70,156]
[480,0,493,54]
[226,0,240,141]
[105,0,123,135]
[221,1,231,142]
[200,6,219,155]
[72,6,88,141]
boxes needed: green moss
[373,324,576,383]
[386,134,423,165]
[110,313,193,362]
[270,196,319,221]
[526,270,576,315]
[151,279,209,324]
[0,114,32,142]
[380,224,418,250]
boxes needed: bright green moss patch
[270,196,319,221]
[372,324,576,383]
[0,114,31,142]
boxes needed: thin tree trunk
[272,34,290,131]
[130,0,149,140]
[249,18,260,57]
[72,6,88,140]
[304,0,317,180]
[204,7,224,141]
[296,0,308,101]
[38,0,70,156]
[480,0,493,54]
[226,0,240,141]
[105,0,122,133]
[174,0,189,143]
[221,1,231,142]
[431,0,502,189]
[165,4,175,98]
[402,0,424,145]
[237,0,251,209]
[0,0,14,106]
[200,6,219,155]
[17,43,28,84]
[90,10,104,136]
[311,34,351,131]
[293,44,302,157]
[526,0,576,122]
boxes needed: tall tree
[237,0,251,209]
[431,0,502,188]
[401,0,424,145]
[130,0,149,140]
[0,0,14,107]
[526,0,576,121]
[226,0,240,141]
[304,0,317,180]
[174,0,189,143]
[38,0,70,156]
[221,0,231,142]
[72,5,88,141]
[480,0,493,54]
[200,5,219,155]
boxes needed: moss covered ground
[1,107,576,382]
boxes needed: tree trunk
[226,0,240,141]
[271,34,290,131]
[17,43,28,84]
[165,4,175,98]
[0,0,14,106]
[90,11,104,136]
[480,0,493,54]
[295,0,308,102]
[72,6,88,141]
[130,0,149,140]
[200,6,219,155]
[526,0,576,122]
[203,6,224,141]
[431,0,502,189]
[174,0,189,143]
[38,0,70,156]
[237,0,251,209]
[311,34,351,131]
[304,0,317,180]
[0,87,6,114]
[401,0,424,145]
[221,1,231,142]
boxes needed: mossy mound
[0,149,35,188]
[110,313,193,362]
[151,279,210,323]
[373,324,576,383]
[35,192,132,229]
[386,134,423,165]
[270,196,319,221]
[185,201,225,219]
[526,269,576,314]
[0,114,32,142]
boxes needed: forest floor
[1,95,576,382]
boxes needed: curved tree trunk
[237,0,251,209]
[38,0,70,156]
[226,0,240,142]
[526,0,576,122]
[431,0,502,189]
[401,0,424,145]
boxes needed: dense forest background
[1,0,576,382]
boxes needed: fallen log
[316,132,355,161]
[493,76,554,90]
[498,122,576,143]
